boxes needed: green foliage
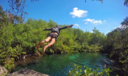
[4,58,15,71]
[0,6,7,29]
[68,64,112,76]
[101,17,128,75]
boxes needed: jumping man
[36,24,73,54]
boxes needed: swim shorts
[48,33,58,40]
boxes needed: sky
[0,0,128,34]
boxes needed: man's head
[55,25,59,28]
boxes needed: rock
[0,65,9,76]
[7,68,49,76]
[19,55,28,60]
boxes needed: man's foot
[36,45,40,50]
[43,53,46,56]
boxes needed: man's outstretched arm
[43,28,52,31]
[59,24,73,30]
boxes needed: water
[13,52,113,76]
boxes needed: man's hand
[69,24,73,28]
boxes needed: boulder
[7,68,49,76]
[0,65,8,76]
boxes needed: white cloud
[83,18,106,24]
[74,24,79,27]
[114,25,128,29]
[119,25,128,29]
[103,20,106,22]
[70,7,88,18]
[119,25,122,28]
[114,27,117,29]
[91,31,93,33]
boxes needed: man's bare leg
[43,38,56,54]
[36,37,51,50]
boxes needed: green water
[13,52,113,76]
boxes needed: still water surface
[13,52,113,76]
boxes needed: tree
[0,6,7,28]
[8,0,28,23]
[121,17,128,29]
[124,0,128,6]
[86,0,128,7]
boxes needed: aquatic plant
[68,64,112,76]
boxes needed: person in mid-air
[36,24,73,54]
